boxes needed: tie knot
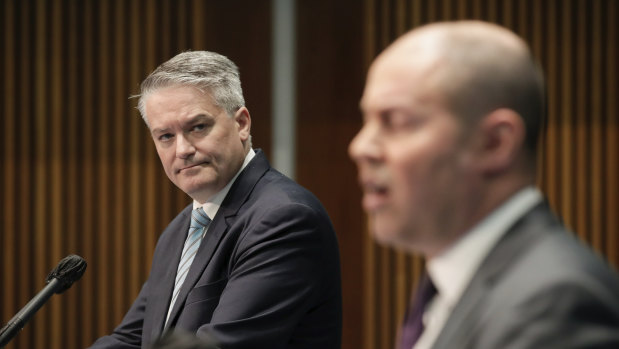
[191,207,211,229]
[416,274,437,307]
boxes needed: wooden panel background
[295,1,365,348]
[0,1,271,348]
[361,0,619,348]
[1,1,618,349]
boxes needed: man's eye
[191,124,207,132]
[158,133,174,142]
[380,113,393,128]
[380,111,417,130]
[380,112,401,129]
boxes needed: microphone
[0,254,87,347]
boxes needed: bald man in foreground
[349,21,619,349]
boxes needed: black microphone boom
[0,254,87,347]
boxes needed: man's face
[348,50,477,255]
[144,85,250,203]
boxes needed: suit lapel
[431,202,559,349]
[145,205,192,340]
[164,151,271,328]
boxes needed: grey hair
[136,51,245,124]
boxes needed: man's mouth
[177,161,209,173]
[360,180,389,211]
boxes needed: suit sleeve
[87,282,148,349]
[198,202,340,348]
[478,281,619,349]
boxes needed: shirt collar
[427,186,543,306]
[193,148,256,219]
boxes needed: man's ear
[474,108,526,176]
[234,107,251,141]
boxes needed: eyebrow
[185,113,211,124]
[151,113,212,134]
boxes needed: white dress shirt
[412,187,543,349]
[193,148,255,219]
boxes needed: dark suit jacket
[89,151,342,349]
[431,202,619,349]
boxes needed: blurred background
[1,0,617,348]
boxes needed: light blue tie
[166,207,211,324]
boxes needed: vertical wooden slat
[426,0,437,22]
[442,0,453,19]
[472,0,483,20]
[34,0,50,346]
[364,0,376,70]
[411,0,422,26]
[456,0,467,19]
[575,0,589,242]
[128,0,144,309]
[81,1,96,343]
[394,250,409,341]
[589,0,604,251]
[1,0,17,331]
[362,4,377,348]
[605,0,618,265]
[559,0,574,230]
[161,0,172,58]
[157,0,173,246]
[378,246,391,349]
[96,0,112,334]
[542,0,559,211]
[486,0,497,22]
[177,0,187,48]
[363,237,376,349]
[532,0,544,183]
[516,0,527,41]
[1,1,17,341]
[379,0,390,50]
[15,1,34,347]
[143,0,159,274]
[112,0,127,324]
[396,0,407,34]
[191,0,205,48]
[49,0,64,346]
[501,0,513,28]
[65,2,80,347]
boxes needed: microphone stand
[0,278,62,347]
[0,255,86,348]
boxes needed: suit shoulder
[491,227,619,312]
[246,169,328,212]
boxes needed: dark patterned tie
[399,273,437,349]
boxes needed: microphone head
[46,255,87,294]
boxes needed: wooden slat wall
[295,1,366,348]
[2,1,617,349]
[0,1,271,348]
[362,0,619,348]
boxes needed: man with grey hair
[349,21,619,348]
[89,51,342,348]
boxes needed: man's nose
[349,122,381,163]
[176,134,196,158]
